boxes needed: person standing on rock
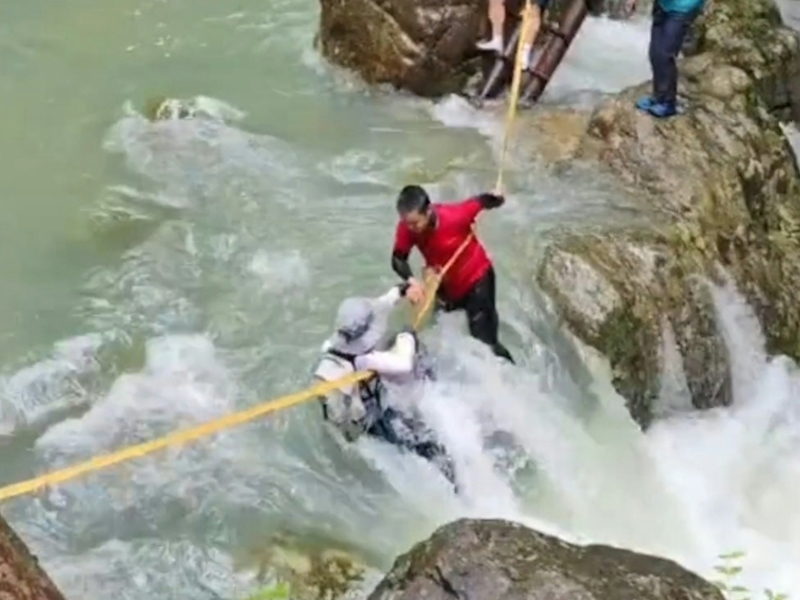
[630,0,705,118]
[476,0,552,71]
[390,184,515,364]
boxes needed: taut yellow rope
[0,8,533,504]
[496,0,533,194]
[414,0,533,325]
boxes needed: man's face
[402,208,430,234]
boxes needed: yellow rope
[0,373,370,502]
[416,0,532,325]
[411,232,474,330]
[0,9,532,504]
[495,0,533,194]
[0,246,464,504]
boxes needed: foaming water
[391,273,800,597]
[544,13,652,103]
[644,277,800,593]
[2,4,798,600]
[0,334,106,437]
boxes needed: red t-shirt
[393,197,492,302]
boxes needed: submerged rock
[537,0,800,427]
[367,519,723,600]
[235,530,372,600]
[145,96,197,121]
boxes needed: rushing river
[1,0,799,598]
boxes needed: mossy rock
[236,532,369,600]
[368,519,724,600]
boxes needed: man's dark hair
[396,185,430,215]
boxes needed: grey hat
[327,296,391,356]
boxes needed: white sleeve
[372,285,402,312]
[354,332,416,376]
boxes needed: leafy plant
[711,550,789,600]
[245,581,291,600]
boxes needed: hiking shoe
[477,37,503,53]
[635,95,656,111]
[647,100,678,118]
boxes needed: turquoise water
[2,0,799,598]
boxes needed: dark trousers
[649,2,698,104]
[439,267,515,364]
[367,407,457,486]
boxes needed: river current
[1,1,799,598]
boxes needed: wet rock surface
[537,0,800,427]
[367,519,724,600]
[0,513,67,600]
[317,0,486,97]
[315,0,636,97]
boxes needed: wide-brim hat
[325,296,391,356]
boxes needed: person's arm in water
[354,330,417,376]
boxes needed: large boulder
[316,0,485,97]
[536,0,800,428]
[0,512,67,600]
[368,519,723,600]
[316,0,633,97]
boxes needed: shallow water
[1,1,799,599]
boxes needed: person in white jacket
[312,282,455,486]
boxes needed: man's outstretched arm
[476,192,505,209]
[452,192,505,227]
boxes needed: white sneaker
[477,36,504,53]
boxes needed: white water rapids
[0,2,799,599]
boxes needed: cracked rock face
[317,0,485,97]
[367,519,723,600]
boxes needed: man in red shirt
[391,185,514,363]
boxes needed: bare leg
[477,0,506,53]
[519,4,543,70]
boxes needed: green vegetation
[712,551,789,600]
[238,544,366,600]
[245,582,291,600]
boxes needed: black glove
[397,281,411,297]
[477,192,504,209]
